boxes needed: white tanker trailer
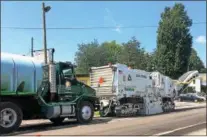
[0,52,100,134]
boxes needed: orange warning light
[99,77,104,84]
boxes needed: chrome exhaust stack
[48,48,56,101]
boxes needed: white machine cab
[90,63,177,116]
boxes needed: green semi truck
[0,51,100,134]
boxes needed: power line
[1,22,206,30]
[0,26,157,30]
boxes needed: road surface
[186,128,206,135]
[8,106,206,136]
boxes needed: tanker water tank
[1,52,44,94]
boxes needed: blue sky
[1,1,206,66]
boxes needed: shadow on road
[3,118,113,136]
[138,106,206,117]
[2,106,206,136]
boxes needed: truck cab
[48,62,97,103]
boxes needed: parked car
[178,93,206,102]
[197,92,206,98]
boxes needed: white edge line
[152,121,206,136]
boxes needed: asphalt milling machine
[90,63,199,117]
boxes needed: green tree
[145,49,158,71]
[100,40,122,64]
[188,48,205,72]
[117,37,146,69]
[200,68,206,73]
[75,39,102,74]
[156,3,193,79]
[75,40,122,74]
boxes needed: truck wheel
[77,101,94,124]
[50,117,65,125]
[0,102,23,134]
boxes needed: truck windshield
[63,68,73,77]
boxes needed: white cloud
[195,35,206,45]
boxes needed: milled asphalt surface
[7,102,206,136]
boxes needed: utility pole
[31,37,34,57]
[42,2,51,64]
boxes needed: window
[63,68,72,77]
[193,80,195,84]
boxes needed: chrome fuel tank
[1,52,44,93]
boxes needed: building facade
[188,73,206,93]
[76,74,90,86]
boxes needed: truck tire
[0,102,23,134]
[50,117,65,125]
[76,101,94,124]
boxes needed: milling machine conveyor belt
[174,70,199,94]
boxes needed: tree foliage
[74,39,101,74]
[188,48,205,72]
[156,3,193,79]
[75,37,149,73]
[145,49,158,72]
[100,40,122,64]
[117,37,146,69]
